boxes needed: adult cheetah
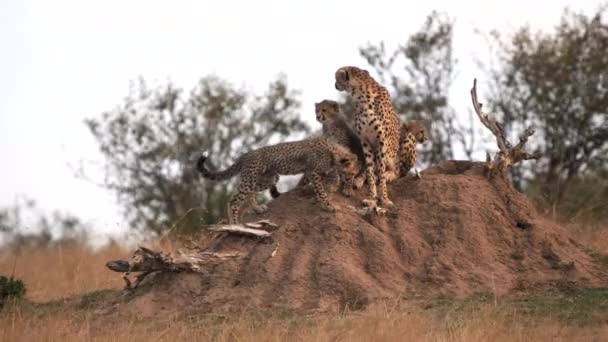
[197,137,359,224]
[334,66,401,208]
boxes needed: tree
[353,11,464,164]
[485,7,608,217]
[0,197,88,248]
[85,75,309,235]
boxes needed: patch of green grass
[421,287,608,327]
[586,248,608,269]
[420,292,493,315]
[572,242,608,270]
[511,287,608,326]
[78,289,121,310]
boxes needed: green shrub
[0,275,26,306]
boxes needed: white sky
[0,0,602,238]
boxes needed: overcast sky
[0,0,602,238]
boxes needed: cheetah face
[334,66,370,92]
[315,100,340,123]
[402,121,430,144]
[415,126,429,144]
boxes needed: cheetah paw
[361,198,378,208]
[379,198,395,209]
[341,187,354,197]
[321,204,337,213]
[353,177,365,189]
[252,204,269,214]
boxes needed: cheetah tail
[196,154,243,181]
[269,185,282,198]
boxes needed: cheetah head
[402,121,430,144]
[315,100,340,123]
[334,66,370,92]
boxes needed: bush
[0,275,26,306]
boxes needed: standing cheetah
[197,137,359,224]
[399,121,429,179]
[334,66,401,208]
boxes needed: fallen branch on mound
[206,220,277,239]
[106,246,244,290]
[470,79,540,177]
[106,220,279,290]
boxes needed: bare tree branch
[471,79,540,177]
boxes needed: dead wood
[106,246,244,290]
[205,220,277,239]
[470,79,540,177]
[106,220,278,290]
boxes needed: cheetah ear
[331,101,339,113]
[343,70,350,81]
[363,69,370,76]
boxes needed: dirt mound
[120,161,607,315]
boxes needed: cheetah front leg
[340,172,355,197]
[310,172,336,212]
[352,172,366,189]
[248,195,268,214]
[377,148,394,209]
[361,141,378,207]
[325,169,344,194]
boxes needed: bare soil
[114,161,608,316]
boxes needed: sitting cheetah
[334,66,401,208]
[197,137,360,224]
[399,121,429,179]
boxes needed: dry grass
[566,221,608,254]
[1,223,607,342]
[1,298,608,341]
[0,243,128,302]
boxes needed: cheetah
[271,100,366,199]
[197,137,360,224]
[334,66,401,208]
[399,121,429,179]
[288,100,366,196]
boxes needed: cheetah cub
[197,137,359,224]
[334,66,401,209]
[399,121,429,179]
[270,100,364,199]
[313,100,366,192]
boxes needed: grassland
[0,221,607,341]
